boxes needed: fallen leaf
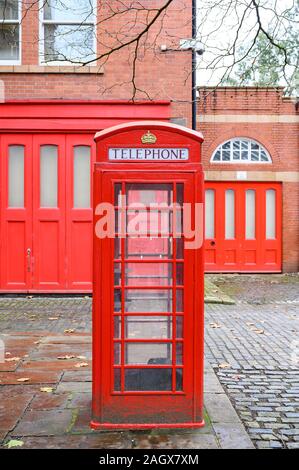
[254,329,264,334]
[34,341,41,345]
[218,363,231,369]
[5,352,11,356]
[57,355,76,360]
[5,440,24,449]
[5,357,20,362]
[76,356,87,360]
[74,362,89,368]
[210,323,221,329]
[17,377,30,382]
[64,329,75,334]
[49,317,59,321]
[40,387,53,393]
[246,322,255,326]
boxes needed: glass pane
[114,263,121,286]
[114,237,121,259]
[74,146,90,208]
[126,183,173,206]
[125,263,172,287]
[246,190,255,239]
[233,150,240,160]
[125,290,173,313]
[114,289,122,313]
[176,238,184,259]
[125,343,172,365]
[114,343,121,365]
[261,150,269,161]
[114,368,121,391]
[176,290,183,312]
[176,343,183,365]
[266,189,276,239]
[176,263,184,285]
[176,369,183,391]
[40,145,58,208]
[114,183,122,205]
[225,189,235,239]
[213,150,221,161]
[125,368,172,391]
[222,150,230,161]
[223,142,230,150]
[114,316,121,339]
[176,316,183,338]
[233,141,240,150]
[43,24,95,63]
[44,0,94,22]
[8,146,24,208]
[0,24,19,60]
[176,183,184,206]
[205,189,215,238]
[126,237,172,259]
[251,150,259,161]
[125,316,172,339]
[0,0,19,20]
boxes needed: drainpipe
[192,0,197,130]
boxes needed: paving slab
[11,409,74,437]
[213,423,254,449]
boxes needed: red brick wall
[197,87,299,273]
[0,0,192,125]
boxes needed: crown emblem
[141,131,157,144]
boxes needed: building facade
[0,2,298,293]
[0,0,192,293]
[198,87,299,273]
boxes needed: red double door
[204,182,282,272]
[0,134,95,292]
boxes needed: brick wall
[0,0,192,125]
[197,87,299,273]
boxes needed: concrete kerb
[204,363,255,449]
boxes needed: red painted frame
[91,122,204,429]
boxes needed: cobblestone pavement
[0,274,298,449]
[205,274,299,449]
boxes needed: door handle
[210,241,216,246]
[27,248,31,272]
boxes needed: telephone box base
[90,420,205,430]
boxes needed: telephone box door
[92,170,204,427]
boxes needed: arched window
[211,138,272,163]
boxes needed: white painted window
[205,189,215,239]
[8,145,24,207]
[73,146,91,208]
[245,189,256,239]
[266,189,276,239]
[211,138,271,163]
[0,0,21,64]
[40,145,58,208]
[39,0,96,65]
[225,189,235,239]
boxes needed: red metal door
[32,135,66,291]
[0,135,33,291]
[93,171,204,427]
[65,135,95,291]
[204,182,282,272]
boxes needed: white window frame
[210,138,272,164]
[0,0,22,65]
[39,0,97,66]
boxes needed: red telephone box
[91,121,204,429]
